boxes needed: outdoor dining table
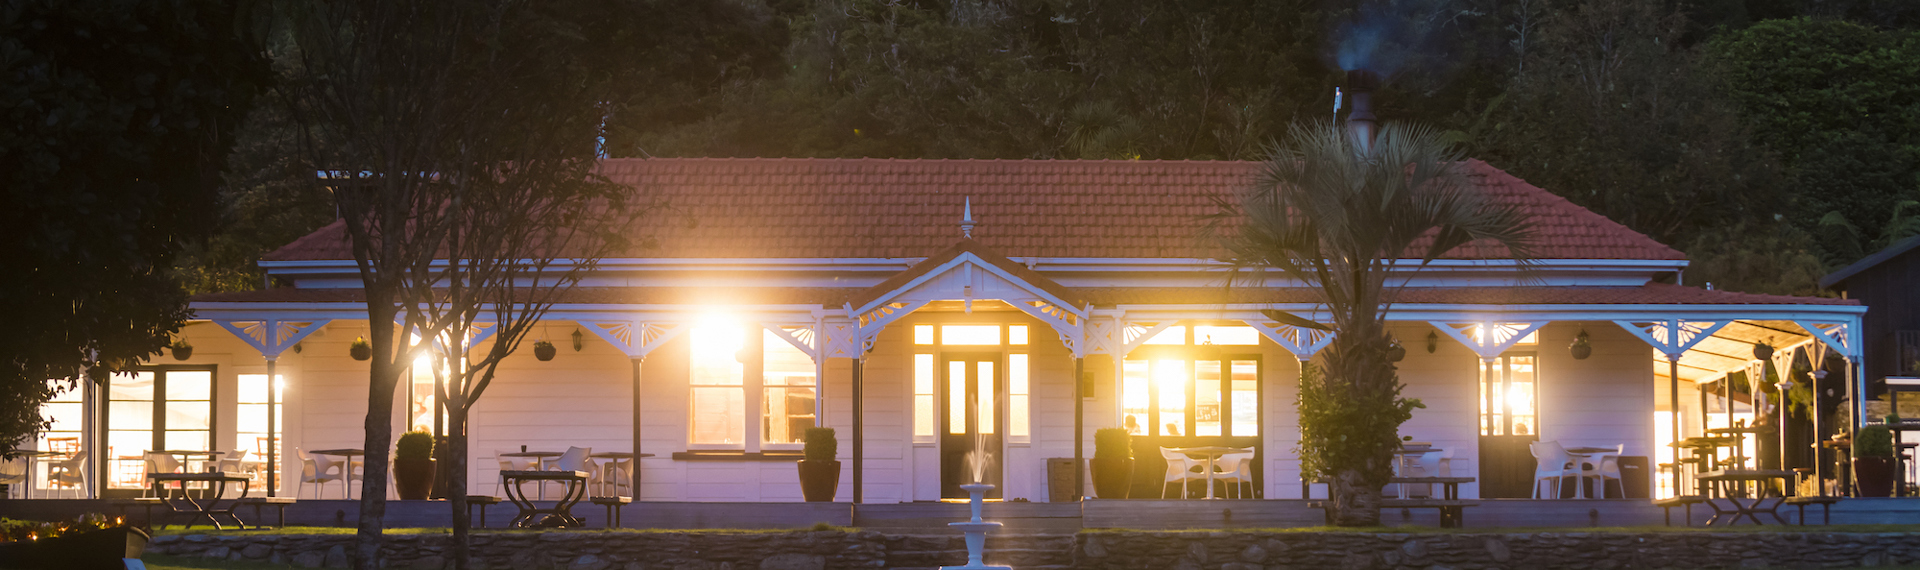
[499,470,589,528]
[1669,437,1739,495]
[1707,426,1765,470]
[1172,446,1245,500]
[16,450,64,499]
[1697,469,1793,526]
[1391,446,1441,499]
[148,471,252,530]
[310,449,365,499]
[1565,446,1619,499]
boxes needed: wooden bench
[466,495,501,528]
[235,497,296,528]
[590,496,632,528]
[1653,495,1706,527]
[1783,496,1840,526]
[1307,499,1479,528]
[109,498,164,527]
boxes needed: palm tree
[1222,121,1538,526]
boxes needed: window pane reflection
[1156,360,1187,437]
[1195,361,1222,436]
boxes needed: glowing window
[914,354,936,438]
[1142,326,1187,345]
[1195,326,1260,345]
[1009,325,1028,345]
[762,330,817,446]
[977,361,996,435]
[942,325,1001,345]
[689,322,746,446]
[949,361,967,434]
[914,325,935,345]
[236,374,285,491]
[1008,354,1029,439]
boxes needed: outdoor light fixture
[1425,330,1438,354]
[571,329,584,352]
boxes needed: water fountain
[941,438,1011,570]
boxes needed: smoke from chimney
[1344,70,1381,144]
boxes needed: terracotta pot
[395,458,436,500]
[798,459,841,502]
[1854,456,1896,497]
[1091,457,1133,499]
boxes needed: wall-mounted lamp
[1425,331,1439,354]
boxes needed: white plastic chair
[297,448,345,499]
[1406,449,1454,498]
[1580,444,1626,498]
[48,455,87,498]
[0,457,26,499]
[547,446,598,498]
[1158,447,1202,498]
[1213,449,1256,498]
[143,452,185,498]
[1529,441,1577,499]
[495,450,538,497]
[601,457,634,497]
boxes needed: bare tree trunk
[449,396,472,569]
[1329,467,1383,526]
[356,305,401,570]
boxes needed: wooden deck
[6,497,1919,530]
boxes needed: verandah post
[632,357,644,496]
[267,357,278,497]
[853,356,864,504]
[1073,356,1085,499]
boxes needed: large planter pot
[1854,456,1896,497]
[394,458,436,500]
[0,525,149,570]
[1091,457,1133,499]
[798,459,841,502]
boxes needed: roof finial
[960,197,976,238]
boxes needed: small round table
[1172,446,1244,500]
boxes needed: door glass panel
[1510,356,1537,437]
[166,402,211,431]
[949,361,966,435]
[1231,361,1259,436]
[1156,360,1187,437]
[111,372,154,401]
[109,401,152,430]
[1122,360,1149,435]
[977,361,995,435]
[1195,361,1222,436]
[165,431,209,453]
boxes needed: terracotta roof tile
[264,158,1686,262]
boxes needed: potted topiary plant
[1091,428,1133,499]
[350,336,372,361]
[169,338,194,361]
[1853,424,1896,497]
[533,339,557,361]
[798,427,840,502]
[394,429,436,500]
[1569,330,1592,360]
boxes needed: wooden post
[267,358,279,497]
[632,358,644,497]
[853,357,864,504]
[1073,356,1085,499]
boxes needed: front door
[1478,354,1541,498]
[941,353,1003,499]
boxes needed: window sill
[671,451,805,461]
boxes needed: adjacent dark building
[1822,235,1920,393]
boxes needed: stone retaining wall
[1077,530,1920,569]
[148,529,1920,569]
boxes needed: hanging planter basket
[350,336,372,361]
[1385,335,1406,362]
[1753,339,1775,361]
[170,340,194,361]
[1569,330,1592,360]
[534,340,557,361]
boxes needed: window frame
[685,323,819,452]
[910,322,1032,445]
[1479,351,1541,437]
[103,365,219,490]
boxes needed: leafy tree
[279,1,646,567]
[0,0,267,454]
[1713,18,1920,264]
[1221,121,1537,526]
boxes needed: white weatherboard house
[25,158,1868,505]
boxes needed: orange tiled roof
[264,158,1686,262]
[190,282,1853,307]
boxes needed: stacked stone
[1074,530,1920,570]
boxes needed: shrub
[1855,425,1893,458]
[1094,428,1131,460]
[804,427,837,462]
[396,430,434,460]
